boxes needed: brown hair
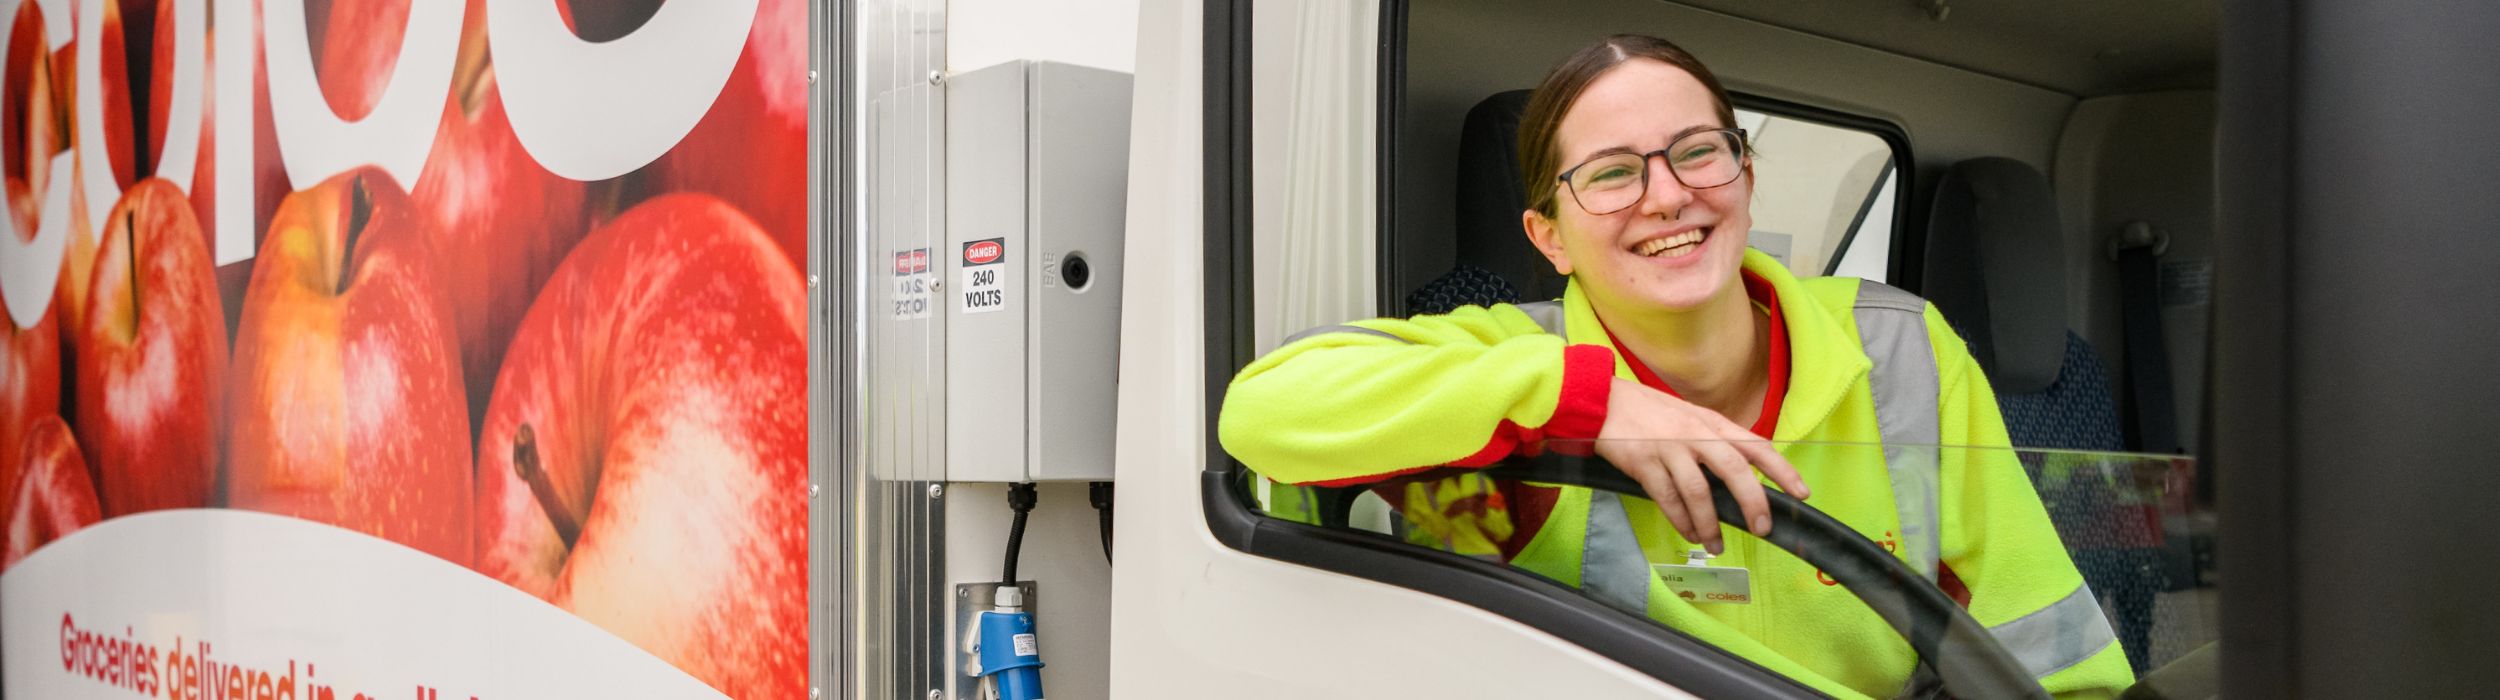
[1517,34,1740,217]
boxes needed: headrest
[1922,157,2068,394]
[1452,89,1571,302]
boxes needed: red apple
[0,236,61,542]
[0,265,59,481]
[73,177,220,517]
[3,416,100,571]
[4,2,59,204]
[474,193,806,698]
[318,0,594,426]
[228,168,470,565]
[641,0,805,265]
[88,0,137,188]
[308,0,401,122]
[0,165,60,478]
[51,163,96,339]
[303,4,629,426]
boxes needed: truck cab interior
[1208,0,2240,696]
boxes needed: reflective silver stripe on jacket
[1581,491,1653,613]
[1516,301,1566,335]
[1853,282,1943,583]
[1855,282,2118,680]
[1991,583,2120,677]
[1280,324,1403,347]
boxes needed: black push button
[1062,253,1092,290]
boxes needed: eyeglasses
[1555,128,1749,215]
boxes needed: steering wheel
[1463,452,2052,700]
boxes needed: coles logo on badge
[964,239,1005,266]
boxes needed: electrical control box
[942,61,1131,483]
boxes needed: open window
[1203,0,2220,695]
[1732,104,1903,284]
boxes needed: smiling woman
[1217,33,2132,698]
[1522,53,1756,334]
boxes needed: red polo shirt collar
[1600,270,1791,439]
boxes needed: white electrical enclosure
[946,60,1133,482]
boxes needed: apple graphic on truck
[73,177,223,517]
[226,168,473,565]
[473,193,808,699]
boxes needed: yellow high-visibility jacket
[1220,250,2132,698]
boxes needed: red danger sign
[893,249,929,276]
[963,239,1005,266]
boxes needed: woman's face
[1525,59,1752,316]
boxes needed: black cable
[1001,511,1028,585]
[1089,481,1115,564]
[1001,482,1038,586]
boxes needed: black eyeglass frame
[1553,127,1752,215]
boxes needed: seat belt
[2112,221,2206,592]
[2110,222,2179,456]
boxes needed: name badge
[1655,550,1752,605]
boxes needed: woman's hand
[1594,378,1810,554]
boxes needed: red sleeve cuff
[1543,343,1615,440]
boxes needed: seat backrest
[1451,89,1566,303]
[1924,157,2123,449]
[1999,334,2123,451]
[1922,157,2071,394]
[1924,156,2199,675]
